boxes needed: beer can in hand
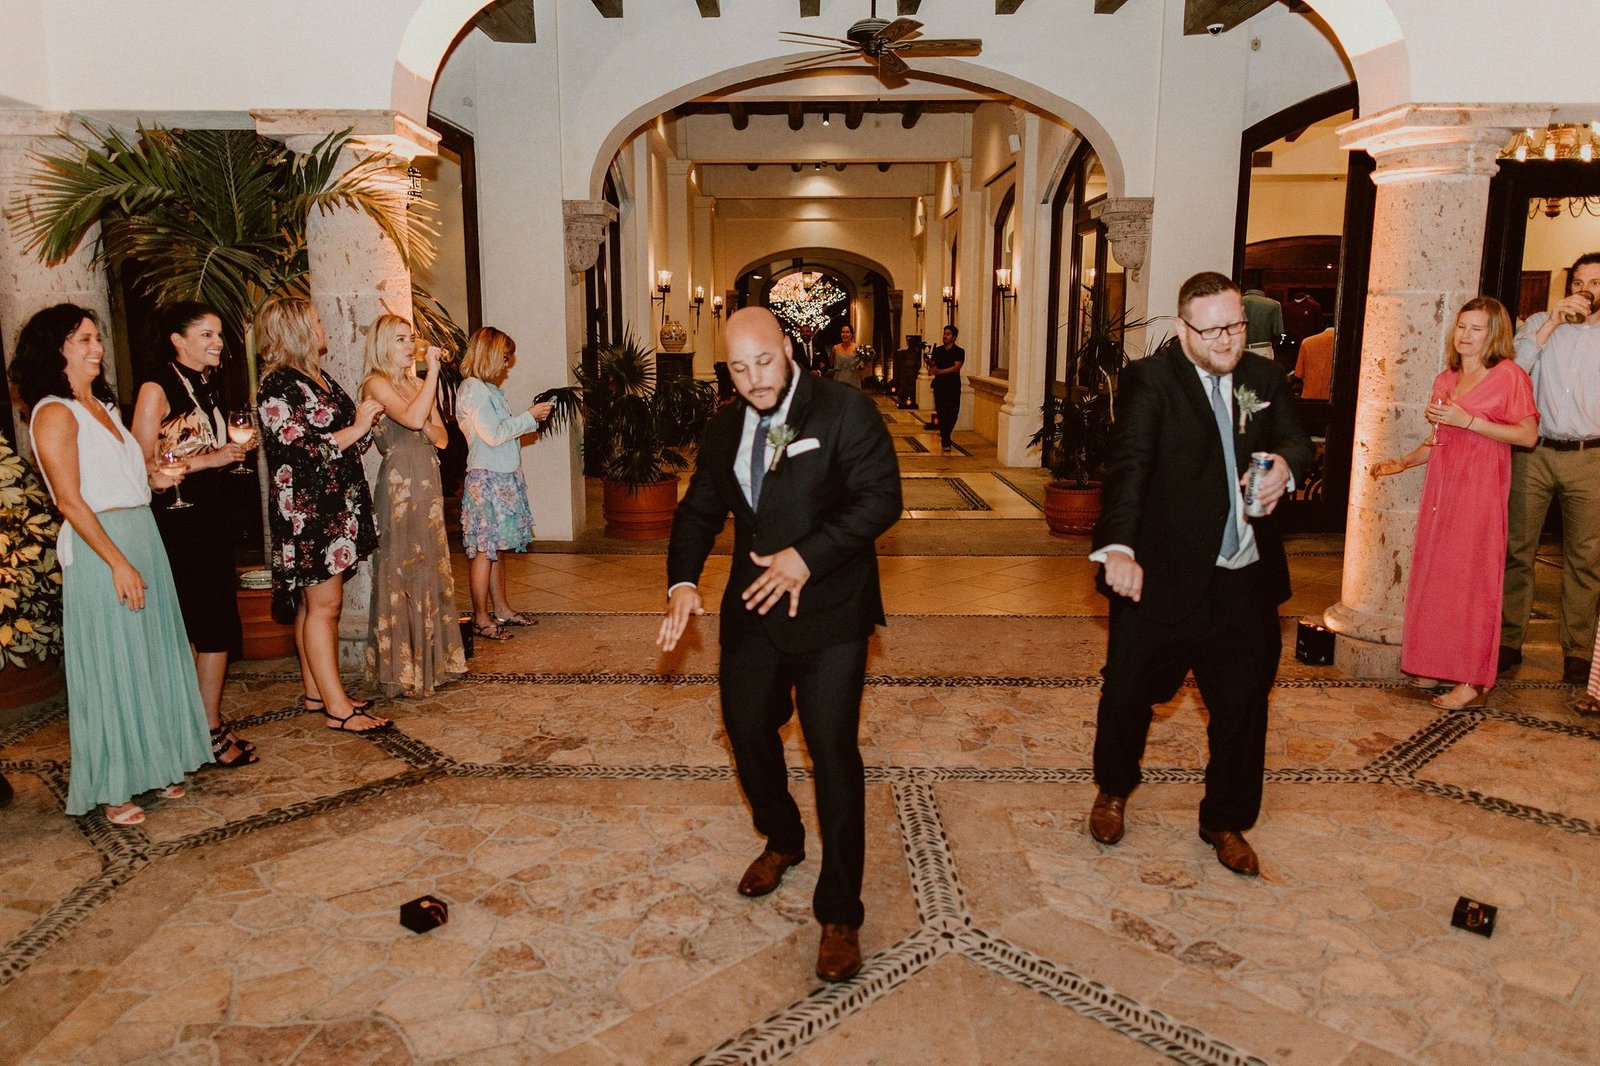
[1243,452,1275,518]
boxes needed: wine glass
[228,411,256,474]
[1424,389,1451,448]
[160,449,193,509]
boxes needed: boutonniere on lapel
[766,422,799,472]
[1233,386,1270,434]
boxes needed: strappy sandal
[105,803,145,825]
[473,623,514,641]
[1430,684,1490,711]
[210,725,260,768]
[302,694,376,713]
[494,611,538,627]
[324,708,394,733]
[156,783,185,800]
[1568,696,1600,718]
[216,719,256,754]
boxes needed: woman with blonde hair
[1371,296,1538,710]
[455,326,553,640]
[360,314,466,697]
[256,297,390,731]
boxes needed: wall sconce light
[911,291,924,332]
[711,294,724,320]
[822,112,830,126]
[652,269,672,328]
[691,285,705,330]
[995,268,1016,300]
[942,285,957,317]
[406,165,424,202]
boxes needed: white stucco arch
[733,248,899,292]
[1299,0,1409,113]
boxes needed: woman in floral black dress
[255,297,390,732]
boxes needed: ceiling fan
[779,1,982,83]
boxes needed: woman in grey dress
[829,323,865,389]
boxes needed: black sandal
[323,708,394,733]
[216,719,256,754]
[472,623,514,641]
[209,726,260,768]
[302,694,375,713]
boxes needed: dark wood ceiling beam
[788,103,805,131]
[695,0,720,15]
[800,0,820,15]
[997,0,1026,11]
[1094,0,1133,11]
[473,0,536,42]
[1183,0,1278,35]
[845,102,865,130]
[729,103,748,130]
[590,0,623,16]
[898,1,923,13]
[901,103,924,130]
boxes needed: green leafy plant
[1030,311,1149,487]
[541,333,717,486]
[0,431,63,669]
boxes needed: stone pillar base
[1334,633,1403,679]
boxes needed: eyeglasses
[1180,318,1248,341]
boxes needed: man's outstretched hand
[656,585,705,652]
[743,548,811,617]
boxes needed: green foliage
[541,334,717,487]
[0,432,63,669]
[1030,311,1149,487]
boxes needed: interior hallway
[0,397,1593,1065]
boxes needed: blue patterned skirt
[461,468,534,559]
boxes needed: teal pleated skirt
[62,506,211,815]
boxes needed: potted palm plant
[19,123,444,654]
[0,429,64,711]
[1030,312,1145,536]
[541,333,716,539]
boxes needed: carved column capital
[1339,103,1553,184]
[252,109,440,160]
[564,199,618,275]
[1088,197,1153,282]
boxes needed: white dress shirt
[1513,312,1600,440]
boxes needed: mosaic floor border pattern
[2,666,1597,1064]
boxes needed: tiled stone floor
[1,482,1593,1063]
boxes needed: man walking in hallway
[1502,252,1600,688]
[926,325,965,452]
[657,307,902,982]
[1087,272,1311,875]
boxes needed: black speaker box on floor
[400,895,449,934]
[1295,621,1335,665]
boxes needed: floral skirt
[462,468,534,559]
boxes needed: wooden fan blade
[784,50,864,70]
[894,38,983,57]
[778,30,855,45]
[876,17,923,44]
[877,49,911,79]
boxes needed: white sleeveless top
[29,396,151,567]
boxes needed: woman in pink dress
[1371,297,1539,710]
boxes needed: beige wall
[1523,210,1600,309]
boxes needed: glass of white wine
[1424,389,1451,448]
[160,449,192,509]
[228,411,256,474]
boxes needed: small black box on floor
[1295,621,1335,665]
[459,613,475,659]
[400,895,449,934]
[1451,896,1496,937]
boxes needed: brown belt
[1539,437,1600,451]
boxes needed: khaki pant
[1502,444,1600,658]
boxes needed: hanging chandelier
[1501,123,1600,164]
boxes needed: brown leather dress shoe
[737,848,804,897]
[1198,828,1260,876]
[1564,657,1592,686]
[816,923,862,982]
[1088,790,1127,845]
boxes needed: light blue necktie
[750,412,772,506]
[1208,375,1240,560]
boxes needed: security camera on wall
[1206,22,1225,35]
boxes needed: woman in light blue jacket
[455,327,553,640]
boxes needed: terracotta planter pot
[603,476,680,540]
[236,585,296,660]
[1043,480,1103,537]
[0,655,64,713]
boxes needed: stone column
[253,109,439,665]
[1326,104,1550,676]
[0,111,118,457]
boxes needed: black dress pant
[933,381,961,448]
[1092,563,1281,832]
[720,625,868,927]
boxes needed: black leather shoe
[1564,657,1591,686]
[737,848,804,897]
[1088,790,1127,845]
[1199,828,1260,876]
[1497,646,1522,673]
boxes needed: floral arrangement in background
[0,431,63,668]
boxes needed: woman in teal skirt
[15,304,211,825]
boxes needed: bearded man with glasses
[1085,271,1312,876]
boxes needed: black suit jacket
[667,372,903,653]
[1093,341,1312,624]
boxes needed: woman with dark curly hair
[131,301,258,768]
[16,303,211,825]
[255,297,390,732]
